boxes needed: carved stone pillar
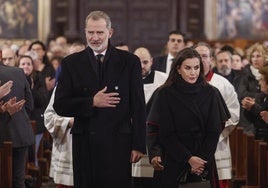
[64,0,81,42]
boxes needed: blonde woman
[238,43,268,134]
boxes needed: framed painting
[217,0,268,39]
[0,0,38,39]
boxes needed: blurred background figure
[2,47,17,67]
[132,47,167,188]
[152,30,185,74]
[115,41,129,51]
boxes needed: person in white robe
[132,47,167,187]
[195,43,240,188]
[44,87,74,187]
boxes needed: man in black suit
[0,63,34,188]
[152,30,185,74]
[53,10,146,188]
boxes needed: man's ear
[210,56,214,62]
[109,28,114,38]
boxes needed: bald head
[134,47,151,58]
[134,47,152,77]
[2,47,16,67]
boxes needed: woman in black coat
[242,66,268,142]
[147,48,230,188]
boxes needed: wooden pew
[0,141,12,188]
[25,120,42,188]
[37,130,51,182]
[231,127,247,188]
[241,141,268,188]
[229,126,237,175]
[245,139,261,186]
[229,128,266,188]
[257,142,268,188]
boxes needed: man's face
[216,51,232,76]
[2,48,16,67]
[195,46,211,75]
[140,56,152,77]
[167,34,185,57]
[85,18,113,53]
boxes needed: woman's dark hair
[163,48,205,87]
[28,40,50,66]
[18,55,34,66]
[18,55,36,78]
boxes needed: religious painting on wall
[0,0,38,39]
[217,0,268,39]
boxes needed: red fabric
[205,70,214,82]
[219,180,229,188]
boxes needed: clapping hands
[0,97,26,115]
[0,80,13,99]
[241,97,255,111]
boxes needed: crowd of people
[1,10,268,188]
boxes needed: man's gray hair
[85,11,111,29]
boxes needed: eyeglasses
[31,48,43,51]
[2,57,14,61]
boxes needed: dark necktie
[96,54,104,84]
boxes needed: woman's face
[251,50,264,69]
[177,57,200,84]
[19,57,33,76]
[259,75,268,94]
[30,44,45,61]
[232,54,243,70]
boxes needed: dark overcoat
[150,82,228,188]
[152,55,168,73]
[53,45,146,187]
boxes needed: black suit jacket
[152,55,168,73]
[0,64,34,147]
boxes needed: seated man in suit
[152,30,185,74]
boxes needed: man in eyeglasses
[2,47,17,67]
